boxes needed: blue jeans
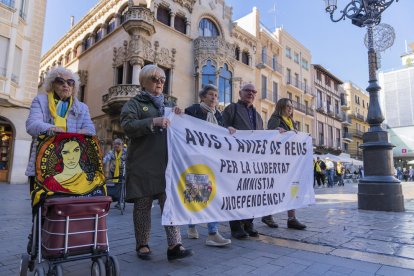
[188,222,218,234]
[326,169,334,187]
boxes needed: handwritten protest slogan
[162,113,315,226]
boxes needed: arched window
[107,17,116,34]
[218,64,232,106]
[119,6,128,24]
[95,26,104,43]
[235,47,240,61]
[198,18,219,37]
[241,51,249,65]
[84,35,93,50]
[65,51,71,64]
[174,14,186,34]
[202,60,216,87]
[157,6,170,26]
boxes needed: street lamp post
[324,0,404,211]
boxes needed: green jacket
[120,92,174,201]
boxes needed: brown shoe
[287,218,306,230]
[261,215,279,228]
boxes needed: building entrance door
[0,118,13,182]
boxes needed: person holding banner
[120,64,193,261]
[264,98,307,230]
[184,84,232,247]
[222,83,263,239]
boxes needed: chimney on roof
[70,16,75,28]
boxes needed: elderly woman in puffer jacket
[25,66,96,192]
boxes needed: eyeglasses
[151,76,166,84]
[242,89,257,94]
[54,77,75,87]
[286,105,294,108]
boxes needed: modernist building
[341,82,369,160]
[40,1,317,152]
[312,64,344,154]
[379,42,414,167]
[0,0,47,183]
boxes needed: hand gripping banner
[162,113,315,226]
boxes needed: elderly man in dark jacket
[222,83,263,239]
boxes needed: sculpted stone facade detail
[77,70,88,86]
[231,29,257,51]
[173,0,196,12]
[193,37,235,69]
[112,41,128,67]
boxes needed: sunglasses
[54,77,75,87]
[151,76,166,84]
[243,89,257,94]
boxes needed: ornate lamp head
[324,0,338,13]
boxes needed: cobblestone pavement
[2,181,414,275]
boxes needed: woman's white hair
[139,64,165,91]
[42,66,80,96]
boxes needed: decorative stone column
[170,12,175,28]
[130,57,144,85]
[186,21,191,35]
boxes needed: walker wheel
[106,255,120,276]
[19,254,30,276]
[91,257,106,276]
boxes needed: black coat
[267,114,297,131]
[184,104,224,126]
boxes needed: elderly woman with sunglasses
[120,64,193,261]
[25,67,95,188]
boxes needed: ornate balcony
[343,132,353,142]
[123,6,155,36]
[102,84,178,115]
[102,85,140,115]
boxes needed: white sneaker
[205,232,231,247]
[187,227,199,239]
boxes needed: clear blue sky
[42,0,414,90]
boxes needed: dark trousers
[229,219,253,232]
[315,173,324,186]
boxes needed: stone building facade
[341,82,369,160]
[39,0,317,152]
[312,64,344,155]
[0,0,47,183]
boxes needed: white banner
[162,112,315,226]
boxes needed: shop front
[0,119,13,182]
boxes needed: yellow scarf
[281,116,294,130]
[113,150,122,183]
[47,92,73,131]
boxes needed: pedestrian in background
[184,84,231,247]
[103,138,127,209]
[325,157,335,187]
[222,83,262,239]
[263,98,307,230]
[336,161,344,186]
[120,64,193,261]
[314,157,326,187]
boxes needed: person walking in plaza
[262,98,307,230]
[25,66,96,191]
[314,157,326,187]
[103,138,127,209]
[25,67,97,255]
[325,157,335,187]
[184,84,231,247]
[222,83,262,239]
[336,161,345,186]
[120,64,193,261]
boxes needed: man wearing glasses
[222,83,263,239]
